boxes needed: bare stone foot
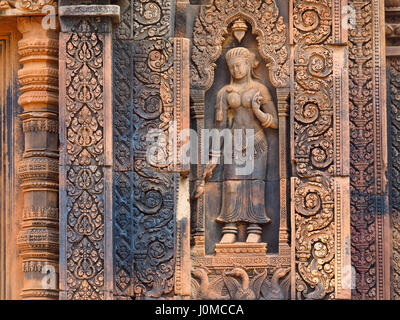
[246,233,261,243]
[220,233,236,244]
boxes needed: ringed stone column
[16,17,59,300]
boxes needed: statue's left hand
[252,91,262,111]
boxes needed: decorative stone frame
[190,0,291,259]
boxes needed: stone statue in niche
[194,47,278,245]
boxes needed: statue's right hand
[192,162,217,199]
[204,162,217,180]
[192,180,205,199]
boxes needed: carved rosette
[292,0,336,300]
[16,17,59,299]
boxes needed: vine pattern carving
[65,20,105,300]
[293,0,335,300]
[349,0,386,300]
[113,0,177,298]
[115,0,173,40]
[390,57,400,299]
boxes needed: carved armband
[261,113,272,128]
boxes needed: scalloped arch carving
[191,0,289,91]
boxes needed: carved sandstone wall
[0,0,397,300]
[0,1,59,300]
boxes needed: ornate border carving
[113,0,183,299]
[291,0,350,300]
[389,56,400,299]
[59,11,114,298]
[349,0,389,300]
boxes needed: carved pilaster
[16,16,59,300]
[388,57,400,300]
[349,0,390,300]
[112,0,180,299]
[385,0,400,301]
[190,89,206,258]
[276,87,290,256]
[59,3,118,300]
[291,0,351,300]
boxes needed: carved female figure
[195,47,278,244]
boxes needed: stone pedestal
[215,243,267,256]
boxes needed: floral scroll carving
[389,57,400,300]
[113,39,177,299]
[64,20,106,300]
[349,0,388,300]
[115,0,173,40]
[113,0,177,298]
[133,0,173,40]
[293,0,335,300]
[191,0,289,90]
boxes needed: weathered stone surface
[0,0,397,300]
[16,16,59,300]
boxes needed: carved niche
[189,0,291,300]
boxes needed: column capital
[59,4,120,23]
[59,3,120,33]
